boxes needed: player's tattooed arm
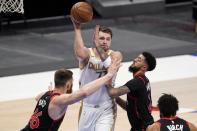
[106,85,130,98]
[105,82,127,110]
[115,97,127,110]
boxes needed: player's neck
[93,47,109,53]
[161,116,177,120]
[133,71,145,77]
[53,87,65,94]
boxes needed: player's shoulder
[88,47,98,57]
[188,122,197,131]
[146,122,160,131]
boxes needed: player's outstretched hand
[107,58,121,77]
[111,51,123,62]
[48,82,53,91]
[92,25,100,46]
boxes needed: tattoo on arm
[114,86,130,97]
[107,86,130,98]
[116,97,127,110]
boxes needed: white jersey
[79,48,115,105]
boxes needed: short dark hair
[158,94,179,117]
[142,52,156,71]
[99,26,113,38]
[54,69,73,87]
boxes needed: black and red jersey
[157,117,190,131]
[21,91,65,131]
[124,75,154,131]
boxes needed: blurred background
[0,0,197,76]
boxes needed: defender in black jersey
[125,75,154,131]
[147,94,197,131]
[107,52,157,131]
[21,62,120,131]
[21,91,64,131]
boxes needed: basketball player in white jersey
[71,17,123,131]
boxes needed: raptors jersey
[157,117,190,131]
[21,91,65,131]
[79,48,115,105]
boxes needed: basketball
[70,2,93,23]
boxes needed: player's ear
[142,65,148,71]
[66,81,73,94]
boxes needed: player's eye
[106,37,111,41]
[99,37,105,40]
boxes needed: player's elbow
[108,89,117,98]
[75,50,84,59]
[75,51,88,61]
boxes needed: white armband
[103,56,111,68]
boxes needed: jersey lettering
[30,108,42,129]
[88,62,107,72]
[167,124,184,131]
[38,99,46,108]
[96,71,107,78]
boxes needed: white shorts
[78,99,117,131]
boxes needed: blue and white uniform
[78,48,117,131]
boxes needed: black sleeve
[124,78,145,92]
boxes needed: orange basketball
[71,2,93,23]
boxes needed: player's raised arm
[93,25,108,61]
[94,27,108,62]
[71,17,89,61]
[52,58,121,106]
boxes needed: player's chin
[102,47,109,51]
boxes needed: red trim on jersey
[151,106,159,111]
[156,121,161,126]
[160,116,178,120]
[137,76,146,85]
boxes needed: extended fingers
[70,16,81,28]
[48,82,53,91]
[93,25,100,46]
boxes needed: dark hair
[54,69,73,87]
[158,94,179,117]
[142,52,156,71]
[99,26,113,38]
